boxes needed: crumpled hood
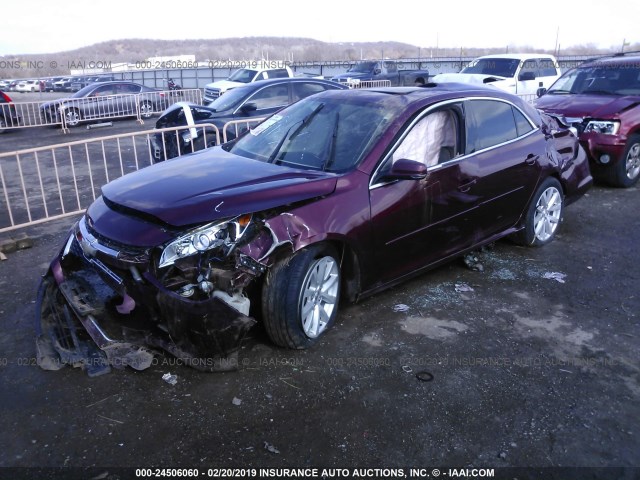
[433,73,508,85]
[100,147,337,228]
[535,94,640,119]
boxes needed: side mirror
[518,71,536,81]
[388,159,428,180]
[241,102,257,113]
[536,87,547,98]
[374,68,381,75]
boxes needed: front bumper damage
[35,225,258,377]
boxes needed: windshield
[228,69,258,83]
[548,63,640,96]
[206,85,252,110]
[229,94,398,173]
[461,58,521,78]
[348,61,377,73]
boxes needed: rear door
[460,99,543,240]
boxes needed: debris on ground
[416,371,434,382]
[402,365,413,373]
[162,373,178,385]
[463,253,484,272]
[264,441,280,454]
[543,272,567,283]
[232,397,242,406]
[392,304,410,312]
[454,283,474,293]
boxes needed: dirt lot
[0,123,638,479]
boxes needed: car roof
[232,77,346,91]
[475,53,555,60]
[315,83,542,121]
[580,53,640,67]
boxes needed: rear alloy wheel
[139,101,153,119]
[514,177,564,247]
[262,245,341,349]
[608,134,640,188]
[64,108,81,127]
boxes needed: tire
[64,108,81,127]
[605,134,640,188]
[262,244,341,349]
[513,177,564,247]
[139,101,153,119]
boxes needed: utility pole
[622,39,630,53]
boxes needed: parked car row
[0,74,116,94]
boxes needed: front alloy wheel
[299,256,340,339]
[139,101,153,119]
[262,245,341,349]
[64,108,80,127]
[606,134,640,187]
[624,140,640,183]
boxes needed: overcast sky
[1,0,638,56]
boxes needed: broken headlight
[158,214,252,268]
[584,120,620,135]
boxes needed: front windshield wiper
[548,89,572,95]
[321,112,340,171]
[268,103,325,164]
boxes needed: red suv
[0,90,21,133]
[536,54,640,187]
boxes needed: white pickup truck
[432,53,561,96]
[203,65,294,103]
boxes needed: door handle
[458,178,477,192]
[525,154,539,165]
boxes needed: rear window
[267,69,290,79]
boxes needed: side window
[90,85,115,97]
[246,84,289,110]
[292,82,330,101]
[537,58,558,77]
[392,108,460,167]
[520,59,538,78]
[512,107,534,137]
[116,84,141,94]
[384,61,398,73]
[465,100,517,153]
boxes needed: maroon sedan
[36,84,592,375]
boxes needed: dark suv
[151,77,346,161]
[536,54,640,187]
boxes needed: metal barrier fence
[347,80,393,89]
[517,93,537,105]
[2,88,203,133]
[0,123,219,234]
[221,117,267,144]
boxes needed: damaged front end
[35,212,277,376]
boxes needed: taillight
[0,91,12,103]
